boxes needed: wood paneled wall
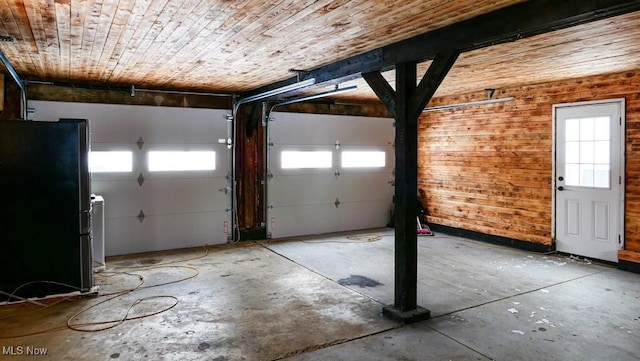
[0,74,21,121]
[418,70,640,256]
[0,74,4,111]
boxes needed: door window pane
[579,118,595,141]
[564,116,610,188]
[565,142,580,163]
[594,117,610,141]
[565,164,580,186]
[565,118,580,141]
[594,141,610,164]
[580,142,594,163]
[579,164,594,187]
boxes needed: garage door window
[89,151,133,173]
[148,151,216,171]
[281,151,332,169]
[341,151,385,168]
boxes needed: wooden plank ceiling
[1,0,639,101]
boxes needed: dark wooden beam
[408,50,461,120]
[362,71,396,118]
[247,0,640,97]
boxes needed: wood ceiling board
[331,10,640,102]
[0,0,523,92]
[0,0,638,101]
[249,0,640,99]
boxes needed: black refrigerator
[0,119,93,302]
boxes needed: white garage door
[29,100,232,256]
[267,112,394,239]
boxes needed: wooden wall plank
[0,73,4,111]
[419,70,640,255]
[619,250,640,263]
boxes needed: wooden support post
[390,61,421,312]
[380,61,430,323]
[367,51,459,323]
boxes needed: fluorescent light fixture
[423,97,514,112]
[275,85,358,107]
[239,78,317,104]
[267,85,358,121]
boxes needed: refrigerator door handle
[80,209,91,234]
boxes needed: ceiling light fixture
[424,88,514,112]
[266,85,358,120]
[238,78,317,105]
[0,35,15,42]
[274,85,358,107]
[423,97,515,112]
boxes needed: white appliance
[91,195,106,272]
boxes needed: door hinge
[619,176,622,185]
[619,234,621,244]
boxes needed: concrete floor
[1,229,638,360]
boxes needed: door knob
[557,186,564,191]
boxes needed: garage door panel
[271,112,393,146]
[268,204,337,239]
[92,177,229,218]
[330,117,394,145]
[335,174,394,202]
[270,113,342,145]
[269,174,337,205]
[30,102,230,144]
[30,101,232,255]
[105,211,229,256]
[335,200,392,230]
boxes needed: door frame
[551,98,626,254]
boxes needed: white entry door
[554,99,624,262]
[266,112,394,239]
